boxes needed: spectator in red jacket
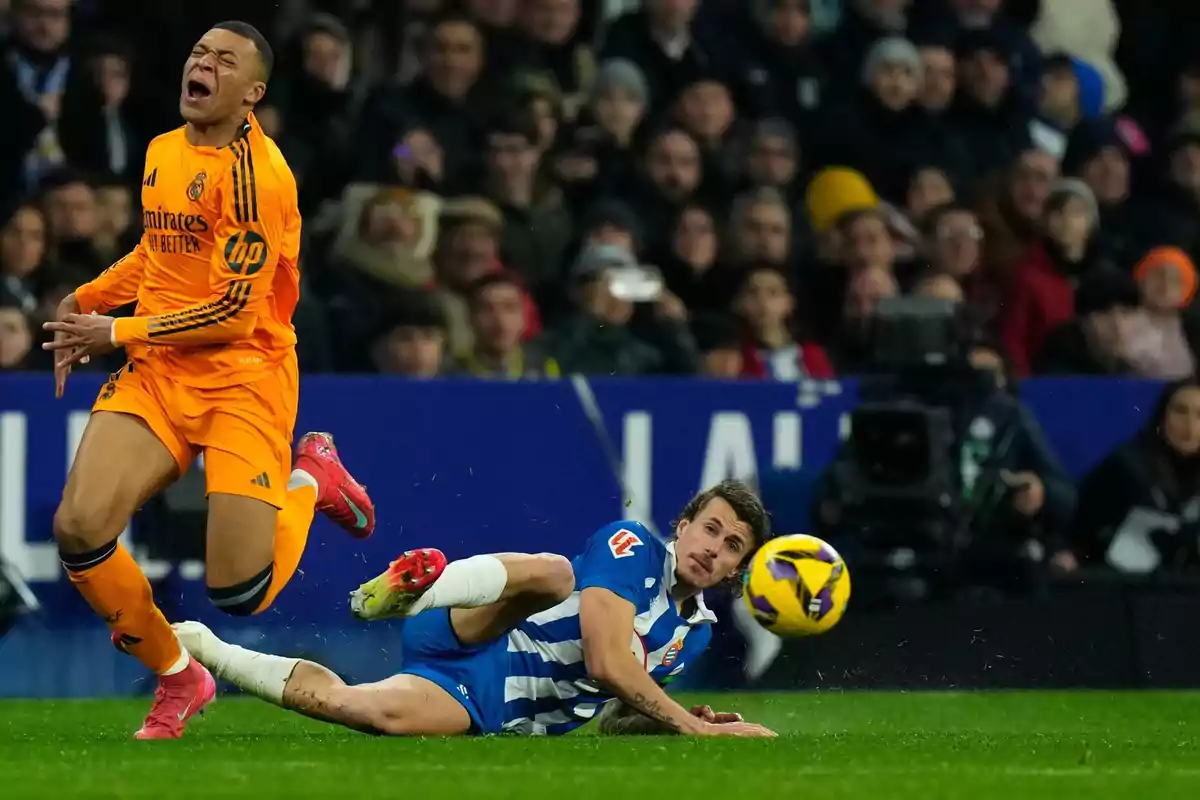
[732,264,834,380]
[1000,178,1108,375]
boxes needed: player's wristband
[109,318,117,347]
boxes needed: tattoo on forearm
[597,700,677,736]
[599,713,667,735]
[629,693,684,732]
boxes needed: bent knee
[53,499,121,553]
[531,553,575,601]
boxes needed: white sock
[161,648,190,676]
[289,469,319,492]
[408,554,508,616]
[206,640,299,705]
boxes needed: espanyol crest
[662,638,684,668]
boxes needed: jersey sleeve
[74,243,149,315]
[113,140,294,347]
[573,521,660,605]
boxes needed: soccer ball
[742,534,851,636]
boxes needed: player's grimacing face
[672,497,753,589]
[181,29,266,124]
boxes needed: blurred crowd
[3,0,1200,381]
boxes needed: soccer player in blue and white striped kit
[175,479,776,737]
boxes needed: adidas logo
[143,168,157,187]
[251,472,271,488]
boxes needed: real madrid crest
[187,170,207,202]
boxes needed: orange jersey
[75,112,301,388]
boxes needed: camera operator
[815,298,1075,601]
[1072,378,1200,574]
[956,340,1077,588]
[1,559,34,640]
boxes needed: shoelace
[142,682,186,731]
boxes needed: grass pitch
[1,691,1197,798]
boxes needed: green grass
[2,692,1199,798]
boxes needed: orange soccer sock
[255,478,317,612]
[63,540,182,674]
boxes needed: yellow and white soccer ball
[742,534,851,636]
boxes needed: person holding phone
[537,243,698,375]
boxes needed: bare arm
[595,700,678,736]
[595,699,749,736]
[579,587,704,735]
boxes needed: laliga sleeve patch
[608,528,643,559]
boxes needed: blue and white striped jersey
[500,520,716,735]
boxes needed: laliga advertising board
[0,372,1167,615]
[0,374,851,620]
[0,373,1168,696]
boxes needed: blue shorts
[398,609,508,735]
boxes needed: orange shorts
[92,355,298,509]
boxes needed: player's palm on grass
[701,720,777,737]
[691,705,777,737]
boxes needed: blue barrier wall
[0,374,1165,696]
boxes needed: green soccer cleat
[349,548,447,621]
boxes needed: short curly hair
[673,478,771,594]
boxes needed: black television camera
[827,297,985,588]
[0,559,38,640]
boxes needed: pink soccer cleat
[348,548,447,621]
[294,432,376,539]
[134,658,217,740]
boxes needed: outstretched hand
[45,295,93,398]
[43,311,117,382]
[690,705,776,737]
[690,704,744,724]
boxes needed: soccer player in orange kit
[42,21,376,740]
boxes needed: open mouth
[690,554,712,575]
[185,79,213,102]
